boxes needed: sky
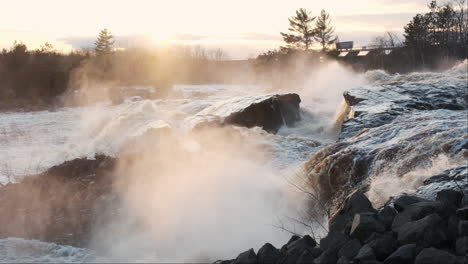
[1,0,432,58]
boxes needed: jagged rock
[287,235,317,250]
[320,232,349,253]
[338,239,362,260]
[383,244,417,264]
[396,213,448,247]
[378,206,397,229]
[336,256,350,264]
[416,166,468,201]
[296,250,316,264]
[414,247,457,264]
[456,236,468,256]
[459,221,468,237]
[280,235,300,254]
[278,235,318,264]
[391,201,449,230]
[457,207,468,220]
[350,213,385,241]
[314,248,338,264]
[437,189,463,207]
[448,215,460,242]
[354,244,378,264]
[232,249,257,264]
[257,243,281,264]
[392,195,428,212]
[329,191,375,234]
[366,232,398,261]
[187,93,301,134]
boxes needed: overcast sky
[1,0,431,58]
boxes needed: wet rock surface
[186,93,301,133]
[303,69,467,205]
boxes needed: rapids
[0,60,466,262]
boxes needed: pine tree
[314,10,337,51]
[94,29,115,55]
[280,8,316,50]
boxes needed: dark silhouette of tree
[404,14,431,65]
[314,10,337,51]
[94,29,115,55]
[280,8,316,50]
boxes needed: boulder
[296,250,316,264]
[232,249,257,264]
[350,213,386,241]
[336,256,350,264]
[392,201,449,230]
[457,207,468,220]
[414,247,457,264]
[378,206,397,230]
[392,195,428,212]
[257,243,281,264]
[337,239,362,260]
[437,189,463,208]
[278,235,318,264]
[280,235,300,254]
[313,249,338,264]
[459,221,468,237]
[329,191,376,234]
[396,213,448,247]
[456,236,468,256]
[366,232,398,261]
[320,232,349,253]
[383,244,417,264]
[187,94,301,134]
[354,244,378,264]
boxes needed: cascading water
[0,60,466,262]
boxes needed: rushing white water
[0,60,466,262]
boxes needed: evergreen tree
[280,8,316,50]
[314,10,337,51]
[94,29,115,55]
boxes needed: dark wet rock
[350,213,386,241]
[287,235,317,250]
[320,232,349,253]
[414,247,457,264]
[336,256,350,264]
[391,201,450,230]
[257,243,281,264]
[278,235,318,264]
[383,244,417,264]
[396,213,448,247]
[366,232,398,261]
[0,155,117,247]
[329,191,375,234]
[232,248,257,264]
[314,248,338,264]
[296,250,316,264]
[280,235,300,254]
[378,206,397,229]
[437,189,464,207]
[188,93,301,134]
[457,206,468,220]
[354,244,378,264]
[416,166,468,201]
[392,195,429,212]
[338,239,362,260]
[459,221,468,237]
[456,236,468,256]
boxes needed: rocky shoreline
[219,182,468,264]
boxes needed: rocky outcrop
[219,188,468,264]
[0,155,117,247]
[303,74,467,205]
[185,94,301,133]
